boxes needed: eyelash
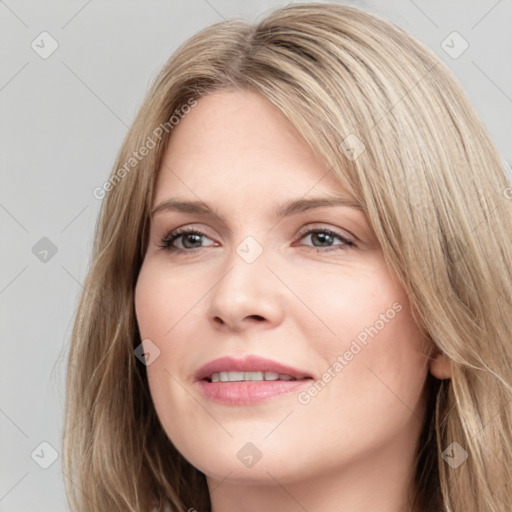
[158,227,356,254]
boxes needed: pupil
[314,232,332,246]
[184,234,202,248]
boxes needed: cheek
[292,263,428,415]
[134,265,196,450]
[134,260,204,341]
[134,260,210,427]
[290,261,413,351]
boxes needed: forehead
[154,89,349,204]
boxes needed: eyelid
[160,221,355,241]
[295,223,355,243]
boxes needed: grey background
[1,0,510,510]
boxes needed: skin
[134,89,450,512]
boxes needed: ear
[429,347,452,379]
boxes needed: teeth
[220,371,244,382]
[210,371,297,382]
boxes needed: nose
[207,243,285,333]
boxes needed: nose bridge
[208,234,282,329]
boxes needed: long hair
[62,3,512,511]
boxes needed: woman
[62,3,512,511]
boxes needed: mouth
[195,355,314,405]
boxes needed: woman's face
[135,89,431,489]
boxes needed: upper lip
[195,355,314,381]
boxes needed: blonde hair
[63,3,512,511]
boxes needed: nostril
[212,314,265,328]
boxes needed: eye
[158,228,216,252]
[296,228,355,252]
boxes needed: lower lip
[197,379,312,405]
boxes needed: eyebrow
[151,196,363,222]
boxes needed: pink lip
[194,355,314,406]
